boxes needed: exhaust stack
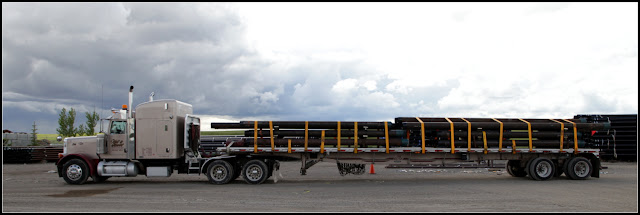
[128,86,134,119]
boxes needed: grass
[37,134,64,144]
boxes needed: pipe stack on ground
[576,114,637,161]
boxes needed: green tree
[77,124,87,136]
[83,111,100,136]
[56,107,78,137]
[31,121,38,145]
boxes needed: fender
[200,155,237,173]
[56,154,99,178]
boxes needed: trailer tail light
[58,153,64,159]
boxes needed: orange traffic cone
[369,163,376,174]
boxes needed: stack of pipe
[575,114,637,161]
[210,117,609,150]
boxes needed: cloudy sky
[2,2,638,134]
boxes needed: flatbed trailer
[55,86,608,185]
[200,118,606,184]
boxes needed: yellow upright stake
[549,119,565,152]
[563,119,579,154]
[321,130,325,154]
[304,121,309,152]
[416,117,426,154]
[512,140,516,154]
[491,118,503,152]
[287,139,292,153]
[519,118,533,152]
[254,121,258,153]
[354,122,358,154]
[269,121,274,151]
[337,121,341,151]
[483,131,488,154]
[384,121,390,154]
[445,118,455,154]
[461,118,471,152]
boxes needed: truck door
[101,120,128,159]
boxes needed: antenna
[100,84,104,133]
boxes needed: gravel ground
[2,160,638,212]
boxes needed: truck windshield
[111,121,126,134]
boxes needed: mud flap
[591,158,600,178]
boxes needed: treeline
[57,108,100,138]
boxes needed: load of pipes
[210,117,610,149]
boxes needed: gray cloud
[2,3,637,134]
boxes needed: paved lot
[2,160,638,212]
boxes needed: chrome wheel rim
[66,164,83,181]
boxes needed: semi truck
[56,86,609,185]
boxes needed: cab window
[110,121,126,134]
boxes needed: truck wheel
[62,159,90,185]
[242,160,269,184]
[565,157,592,180]
[527,157,555,181]
[506,160,527,177]
[206,160,235,184]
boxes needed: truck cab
[56,86,201,185]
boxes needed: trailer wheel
[206,160,235,184]
[506,160,527,177]
[242,160,269,184]
[565,157,592,180]
[527,157,555,181]
[62,159,90,185]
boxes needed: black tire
[565,157,592,180]
[528,157,555,181]
[242,160,269,184]
[61,159,90,185]
[206,160,235,185]
[506,160,527,177]
[524,159,533,178]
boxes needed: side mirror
[57,136,62,142]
